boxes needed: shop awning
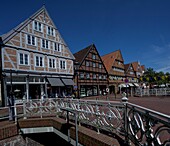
[133,83,139,87]
[62,79,75,86]
[118,84,126,88]
[128,83,134,87]
[47,78,64,86]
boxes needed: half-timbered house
[74,44,108,97]
[0,7,75,105]
[124,63,139,96]
[101,50,125,94]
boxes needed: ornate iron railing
[2,98,169,146]
[23,98,125,134]
[135,88,170,96]
[126,103,170,146]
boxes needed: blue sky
[1,0,170,73]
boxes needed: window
[103,75,106,80]
[86,73,90,79]
[60,60,66,69]
[99,74,102,79]
[93,62,96,68]
[99,64,102,68]
[47,26,55,36]
[53,42,61,52]
[35,56,44,67]
[93,74,96,79]
[92,54,96,60]
[86,61,89,66]
[41,39,49,49]
[27,35,36,46]
[34,21,42,32]
[80,73,84,79]
[49,58,56,68]
[19,53,29,65]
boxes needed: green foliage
[141,68,170,85]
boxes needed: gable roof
[131,61,142,72]
[73,44,93,66]
[1,6,75,60]
[1,6,47,44]
[101,50,123,72]
[141,65,146,72]
[124,63,131,73]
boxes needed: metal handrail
[1,98,169,146]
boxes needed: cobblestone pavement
[85,94,170,115]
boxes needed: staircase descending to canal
[0,98,170,146]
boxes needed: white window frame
[33,21,43,32]
[47,26,55,36]
[99,74,102,79]
[86,73,90,79]
[35,55,44,67]
[48,57,56,68]
[93,74,96,79]
[53,42,61,52]
[93,62,96,68]
[18,51,30,66]
[26,34,36,46]
[92,54,96,60]
[80,73,84,79]
[41,39,49,49]
[103,75,106,80]
[99,63,102,68]
[86,61,89,66]
[60,59,66,70]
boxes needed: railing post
[122,96,130,146]
[23,96,27,119]
[14,102,17,124]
